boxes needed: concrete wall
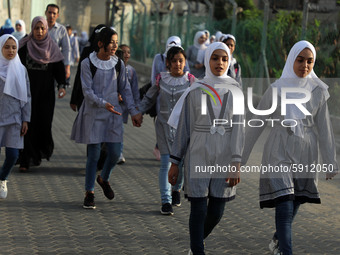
[88,0,107,27]
[0,0,31,33]
[58,0,92,36]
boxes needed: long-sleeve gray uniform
[139,72,193,154]
[186,46,205,79]
[242,85,339,208]
[0,73,31,148]
[71,57,139,144]
[170,83,245,199]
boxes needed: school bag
[139,82,157,118]
[138,53,168,118]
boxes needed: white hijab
[11,20,26,40]
[272,40,329,137]
[164,36,182,56]
[168,42,237,128]
[215,31,223,42]
[221,34,236,63]
[194,31,207,64]
[203,30,210,46]
[193,31,206,50]
[0,34,28,106]
[221,34,236,44]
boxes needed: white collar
[49,22,60,30]
[160,71,190,86]
[89,51,118,70]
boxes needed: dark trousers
[189,197,226,255]
[0,147,19,180]
[274,200,301,255]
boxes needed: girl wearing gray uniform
[71,27,142,209]
[221,34,242,87]
[140,46,195,215]
[168,42,244,255]
[186,31,207,79]
[242,40,338,255]
[0,35,31,198]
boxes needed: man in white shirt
[45,3,71,79]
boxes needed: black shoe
[171,191,181,207]
[160,203,174,215]
[83,192,96,209]
[96,175,114,200]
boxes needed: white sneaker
[0,180,8,199]
[269,238,280,254]
[187,249,193,255]
[117,154,125,164]
[273,248,281,255]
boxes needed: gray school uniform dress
[228,57,242,87]
[71,54,139,144]
[186,46,205,79]
[139,72,192,154]
[242,86,339,208]
[0,75,31,148]
[120,64,140,124]
[170,84,244,200]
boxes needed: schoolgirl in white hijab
[0,34,31,199]
[221,34,242,86]
[186,31,207,78]
[272,40,329,138]
[168,42,239,128]
[203,29,210,46]
[242,40,338,255]
[215,31,223,42]
[11,20,26,41]
[0,34,28,106]
[194,31,207,64]
[168,42,244,254]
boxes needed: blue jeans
[275,200,301,255]
[120,125,124,155]
[0,148,19,180]
[85,143,121,191]
[189,197,226,255]
[159,154,183,204]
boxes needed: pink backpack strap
[155,73,161,87]
[188,73,196,85]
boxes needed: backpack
[139,81,157,118]
[138,53,166,118]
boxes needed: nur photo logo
[200,82,312,128]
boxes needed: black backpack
[139,82,157,118]
[137,53,165,118]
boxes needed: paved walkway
[0,66,339,255]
